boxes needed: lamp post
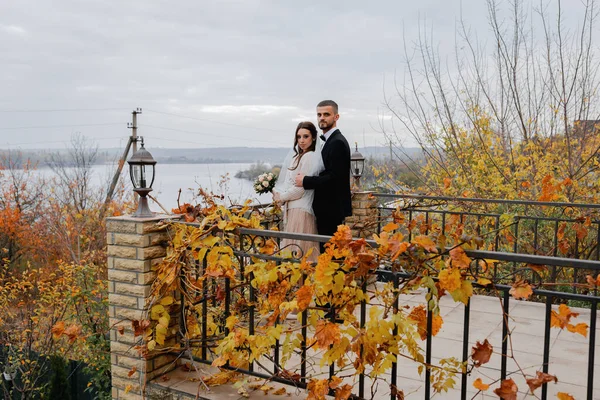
[350,142,365,190]
[127,137,156,217]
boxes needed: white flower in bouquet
[253,171,277,194]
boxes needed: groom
[295,100,352,250]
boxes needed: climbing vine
[129,192,592,400]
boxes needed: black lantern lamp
[350,142,366,189]
[127,137,156,217]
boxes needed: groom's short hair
[317,100,338,114]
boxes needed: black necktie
[320,135,326,141]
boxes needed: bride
[273,121,324,262]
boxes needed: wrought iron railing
[175,224,599,400]
[374,194,600,289]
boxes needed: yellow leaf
[150,304,166,320]
[438,268,462,292]
[124,385,132,394]
[451,280,473,305]
[147,340,156,351]
[476,277,492,286]
[160,296,174,306]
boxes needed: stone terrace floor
[151,291,600,400]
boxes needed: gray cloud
[0,0,594,150]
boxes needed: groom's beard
[319,121,334,131]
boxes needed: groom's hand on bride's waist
[294,173,305,187]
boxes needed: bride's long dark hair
[289,121,317,171]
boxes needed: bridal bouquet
[253,172,277,194]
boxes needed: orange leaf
[586,274,600,287]
[307,379,330,400]
[509,279,533,300]
[117,326,125,335]
[127,366,137,378]
[471,339,493,367]
[328,376,343,389]
[382,222,399,232]
[412,235,438,253]
[408,305,443,340]
[330,225,353,250]
[51,321,65,340]
[313,321,341,349]
[493,378,518,400]
[528,264,547,273]
[449,247,471,269]
[295,284,313,312]
[132,320,151,337]
[566,322,588,338]
[473,378,490,391]
[443,177,452,189]
[556,393,575,400]
[550,304,579,329]
[334,384,353,400]
[63,324,82,343]
[526,371,557,393]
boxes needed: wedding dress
[273,149,324,262]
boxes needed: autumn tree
[0,136,131,398]
[384,0,600,202]
[0,151,46,265]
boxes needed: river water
[31,163,273,212]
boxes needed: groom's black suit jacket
[303,129,352,236]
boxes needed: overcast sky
[0,0,592,150]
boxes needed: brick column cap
[106,214,183,223]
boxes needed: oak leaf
[471,339,493,367]
[473,378,489,391]
[526,371,557,393]
[509,279,533,300]
[493,378,518,400]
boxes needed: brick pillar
[107,214,181,400]
[345,191,378,238]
